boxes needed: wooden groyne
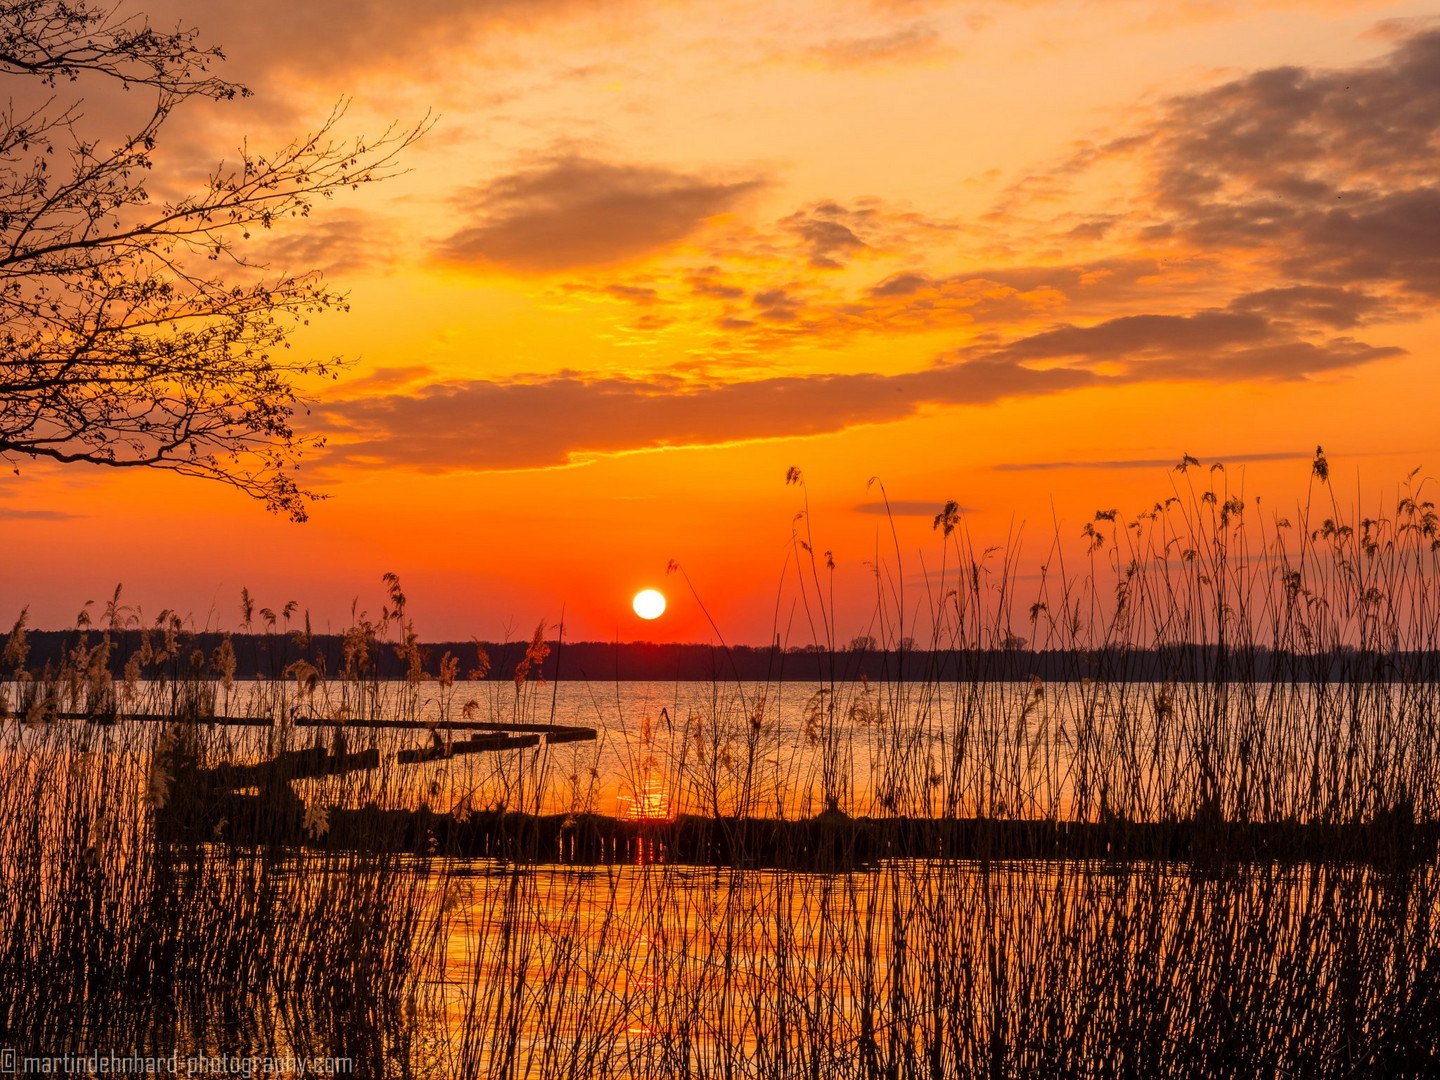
[136,723,1437,869]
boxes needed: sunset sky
[3,0,1440,644]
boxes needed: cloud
[625,28,1439,365]
[0,508,84,521]
[1056,27,1440,303]
[544,196,1001,348]
[782,211,868,269]
[291,22,1438,475]
[992,451,1313,472]
[853,500,971,516]
[985,310,1276,361]
[604,283,662,305]
[254,210,398,276]
[675,255,1227,351]
[1226,286,1390,329]
[436,156,765,273]
[584,252,1206,359]
[316,359,1098,472]
[150,0,596,81]
[1361,16,1440,41]
[315,304,1394,473]
[974,308,1403,381]
[686,269,747,300]
[868,271,934,297]
[587,242,1240,357]
[808,25,947,69]
[338,366,439,393]
[849,258,1180,327]
[752,288,806,321]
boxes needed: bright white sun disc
[633,589,666,620]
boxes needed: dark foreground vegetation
[3,456,1440,1077]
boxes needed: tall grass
[442,856,1437,1078]
[438,454,1439,1078]
[3,454,1439,1077]
[0,609,458,1070]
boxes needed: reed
[0,585,471,1071]
[2,452,1438,1077]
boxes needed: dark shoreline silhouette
[187,803,1440,869]
[17,628,1439,683]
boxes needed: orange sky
[3,0,1440,643]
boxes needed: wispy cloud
[992,451,1313,472]
[337,366,439,393]
[156,0,597,80]
[0,508,85,521]
[807,24,948,69]
[853,499,971,516]
[255,210,399,276]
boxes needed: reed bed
[444,856,1437,1079]
[2,453,1439,1077]
[0,583,479,1072]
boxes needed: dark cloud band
[317,308,1394,472]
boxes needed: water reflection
[432,857,1437,1078]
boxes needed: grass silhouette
[2,451,1438,1077]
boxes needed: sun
[632,589,666,620]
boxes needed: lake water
[4,675,1436,1075]
[18,673,1422,826]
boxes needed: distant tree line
[10,629,1434,685]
